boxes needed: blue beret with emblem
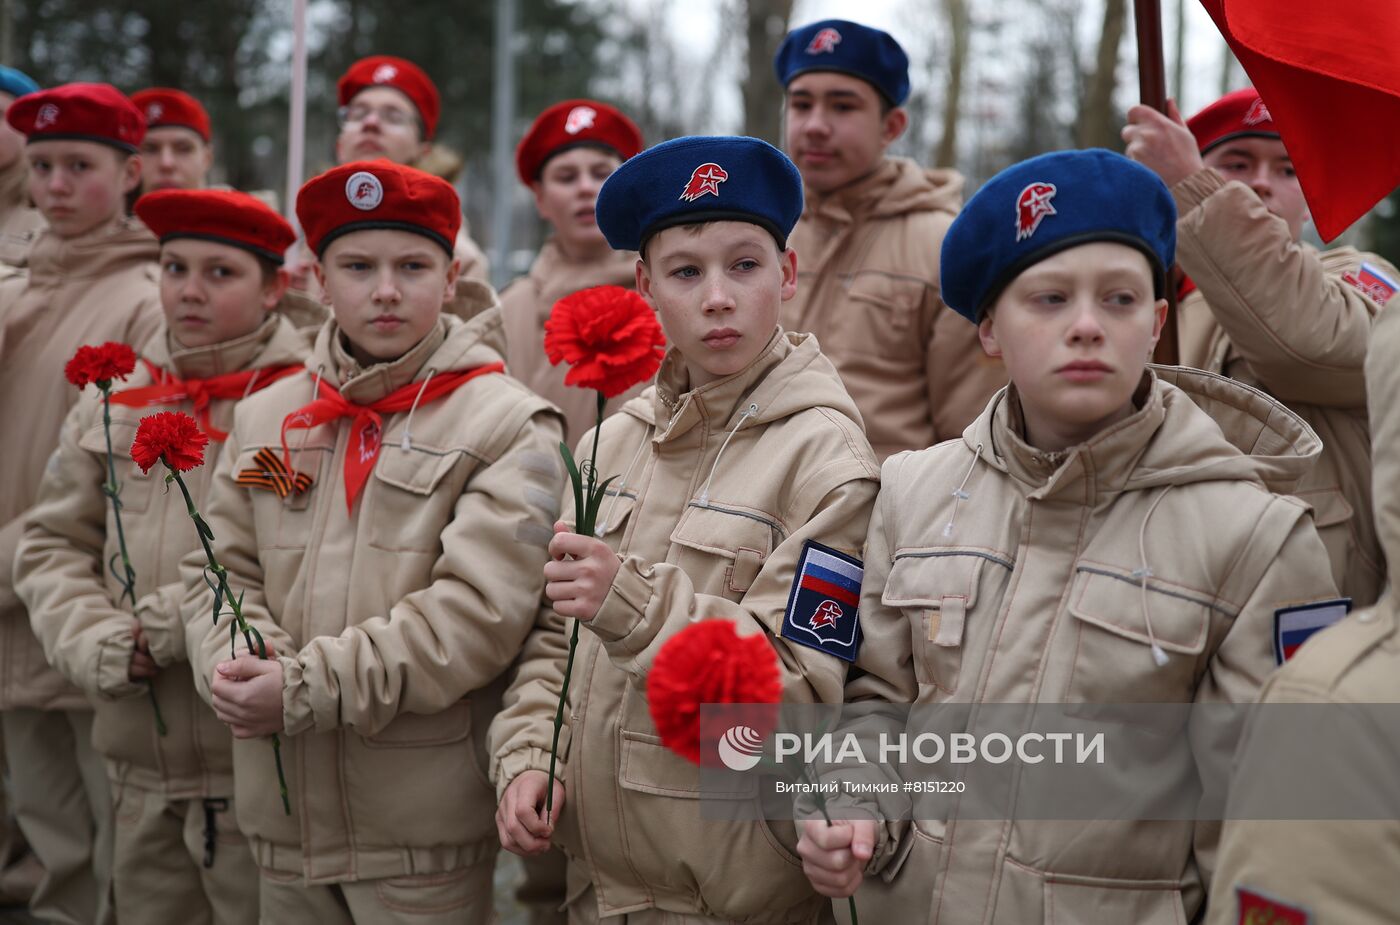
[774,19,910,107]
[0,67,39,101]
[595,135,803,253]
[940,148,1177,324]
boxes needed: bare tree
[934,0,969,167]
[741,0,793,144]
[1076,0,1127,148]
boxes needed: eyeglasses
[337,104,417,130]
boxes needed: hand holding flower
[497,770,566,857]
[212,656,285,739]
[127,618,159,681]
[544,522,621,622]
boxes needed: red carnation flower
[544,285,666,398]
[65,342,137,389]
[647,619,782,765]
[131,412,210,473]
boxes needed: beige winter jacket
[180,289,563,883]
[1174,167,1394,608]
[783,158,1006,460]
[0,157,42,267]
[499,238,646,445]
[489,329,905,923]
[852,368,1339,924]
[0,217,161,711]
[1205,299,1400,925]
[15,314,309,797]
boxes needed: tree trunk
[742,0,793,145]
[1076,0,1127,148]
[934,0,968,167]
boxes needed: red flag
[1200,0,1400,241]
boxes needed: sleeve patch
[780,540,863,663]
[1341,262,1398,306]
[1236,886,1313,924]
[1274,598,1350,665]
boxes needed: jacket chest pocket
[233,445,323,552]
[78,420,153,515]
[668,502,778,603]
[1064,566,1216,703]
[884,551,1008,696]
[839,272,926,361]
[367,445,474,554]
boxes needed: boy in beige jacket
[489,136,907,924]
[1124,89,1396,608]
[0,82,160,925]
[501,98,644,446]
[0,67,42,267]
[179,160,562,924]
[799,150,1342,923]
[16,188,310,924]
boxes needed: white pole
[286,0,309,238]
[490,0,517,289]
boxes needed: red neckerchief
[111,359,303,441]
[279,362,505,512]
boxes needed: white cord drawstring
[698,403,759,507]
[1136,486,1175,667]
[595,426,652,537]
[400,368,436,451]
[241,368,261,400]
[942,444,983,537]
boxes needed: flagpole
[285,0,308,238]
[1135,0,1181,366]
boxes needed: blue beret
[940,149,1177,323]
[0,67,39,101]
[775,19,910,107]
[596,135,803,253]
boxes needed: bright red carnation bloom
[131,411,209,473]
[544,285,665,398]
[65,342,137,389]
[647,619,782,765]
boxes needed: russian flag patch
[1235,886,1312,924]
[781,540,863,663]
[1273,598,1350,666]
[1342,262,1398,306]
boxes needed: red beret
[135,189,296,264]
[130,88,211,142]
[296,160,460,258]
[515,99,643,185]
[1188,88,1280,155]
[337,56,440,140]
[6,82,145,153]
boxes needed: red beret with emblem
[135,189,296,264]
[6,82,145,153]
[130,88,211,142]
[337,56,440,140]
[515,99,643,185]
[296,160,460,258]
[1187,87,1281,155]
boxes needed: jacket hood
[142,313,309,379]
[621,328,864,437]
[965,366,1320,501]
[804,157,964,223]
[28,216,158,283]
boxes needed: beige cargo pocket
[368,444,476,553]
[1043,875,1187,925]
[670,502,778,603]
[841,272,926,360]
[78,420,154,515]
[1065,566,1217,703]
[232,446,320,551]
[884,550,1011,695]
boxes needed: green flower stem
[168,465,291,816]
[98,384,166,738]
[545,390,609,823]
[803,765,860,925]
